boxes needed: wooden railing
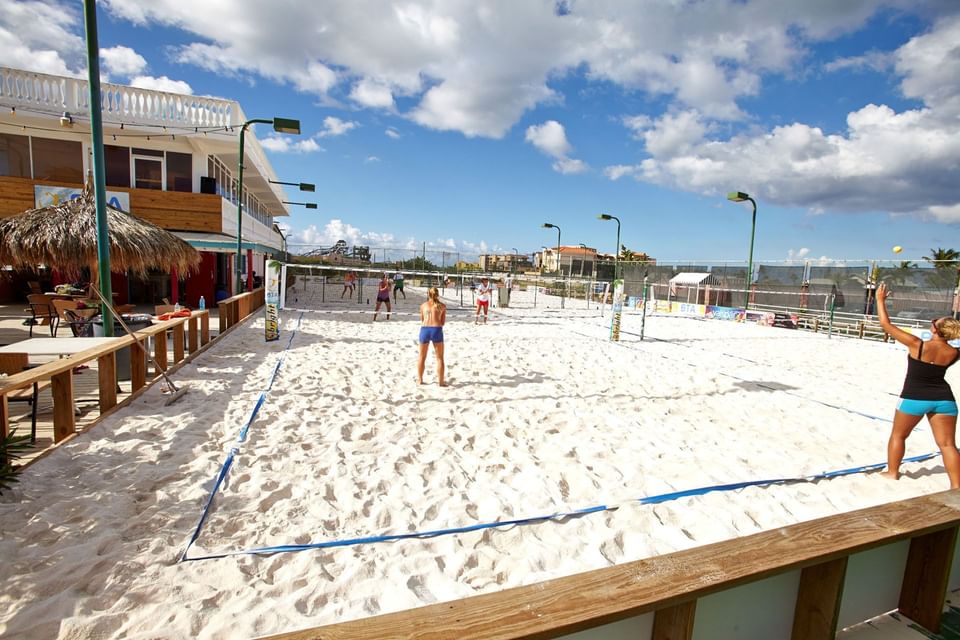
[0,310,210,443]
[218,288,265,334]
[265,491,960,640]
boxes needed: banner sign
[610,279,624,341]
[35,185,130,212]
[264,261,281,342]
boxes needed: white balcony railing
[0,66,239,129]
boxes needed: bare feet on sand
[878,470,900,481]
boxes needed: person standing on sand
[341,271,356,299]
[876,283,960,489]
[373,275,392,320]
[475,277,492,324]
[393,269,406,302]
[418,287,446,386]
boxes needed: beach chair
[0,353,49,444]
[51,299,83,337]
[27,281,43,295]
[26,294,58,338]
[62,309,96,337]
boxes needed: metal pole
[640,276,648,341]
[556,228,563,309]
[235,118,271,294]
[745,197,757,309]
[83,0,114,335]
[827,293,836,339]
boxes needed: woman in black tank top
[876,283,960,489]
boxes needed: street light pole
[235,117,301,294]
[727,192,758,309]
[597,214,621,281]
[542,222,563,308]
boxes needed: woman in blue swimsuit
[877,283,960,488]
[417,287,446,386]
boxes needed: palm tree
[878,260,918,286]
[923,248,960,291]
[619,244,637,261]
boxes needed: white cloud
[0,0,84,76]
[261,136,322,153]
[525,120,571,157]
[385,127,401,139]
[130,75,193,94]
[101,45,147,77]
[317,116,359,138]
[824,50,892,73]
[350,78,394,109]
[364,155,380,163]
[525,120,589,174]
[787,248,811,262]
[552,158,588,174]
[607,15,960,220]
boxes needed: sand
[0,285,954,639]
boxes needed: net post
[640,276,648,341]
[279,263,288,310]
[828,294,836,339]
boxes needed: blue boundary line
[180,451,939,561]
[180,312,940,562]
[179,313,303,562]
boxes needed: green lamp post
[727,191,758,309]
[597,213,621,280]
[235,117,301,294]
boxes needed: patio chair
[62,309,96,337]
[25,294,58,338]
[27,281,43,295]
[0,352,49,443]
[51,299,83,337]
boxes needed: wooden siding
[0,176,222,233]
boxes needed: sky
[1,0,959,264]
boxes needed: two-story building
[0,66,291,306]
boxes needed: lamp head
[305,203,318,209]
[299,182,316,192]
[727,191,751,202]
[272,117,301,135]
[598,214,612,220]
[59,112,73,128]
[542,223,555,229]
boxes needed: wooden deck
[0,302,220,464]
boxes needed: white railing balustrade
[0,66,239,129]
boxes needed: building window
[0,133,30,178]
[166,151,192,192]
[104,144,130,188]
[32,138,83,183]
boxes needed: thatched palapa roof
[0,185,200,278]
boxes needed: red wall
[184,252,216,308]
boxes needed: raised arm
[876,283,920,349]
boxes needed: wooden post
[172,322,185,363]
[0,394,8,442]
[201,312,210,345]
[899,525,958,633]
[131,338,147,392]
[97,352,117,412]
[188,316,198,353]
[791,557,847,640]
[51,370,75,443]
[154,331,168,372]
[652,601,696,640]
[218,301,228,333]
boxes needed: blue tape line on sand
[180,451,939,562]
[180,312,303,562]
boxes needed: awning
[173,231,281,256]
[669,272,723,286]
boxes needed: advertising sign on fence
[264,261,281,342]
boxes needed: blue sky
[2,0,959,263]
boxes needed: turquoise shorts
[897,398,959,416]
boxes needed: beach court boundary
[263,490,960,640]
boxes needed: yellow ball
[893,245,903,253]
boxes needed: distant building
[538,246,655,278]
[479,253,532,272]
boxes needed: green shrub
[0,429,32,495]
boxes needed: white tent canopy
[669,272,723,286]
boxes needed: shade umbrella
[0,184,200,281]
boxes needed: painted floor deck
[841,590,960,639]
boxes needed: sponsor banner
[265,261,281,342]
[35,185,130,212]
[705,305,740,321]
[670,302,706,316]
[610,279,624,341]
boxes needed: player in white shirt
[475,277,492,324]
